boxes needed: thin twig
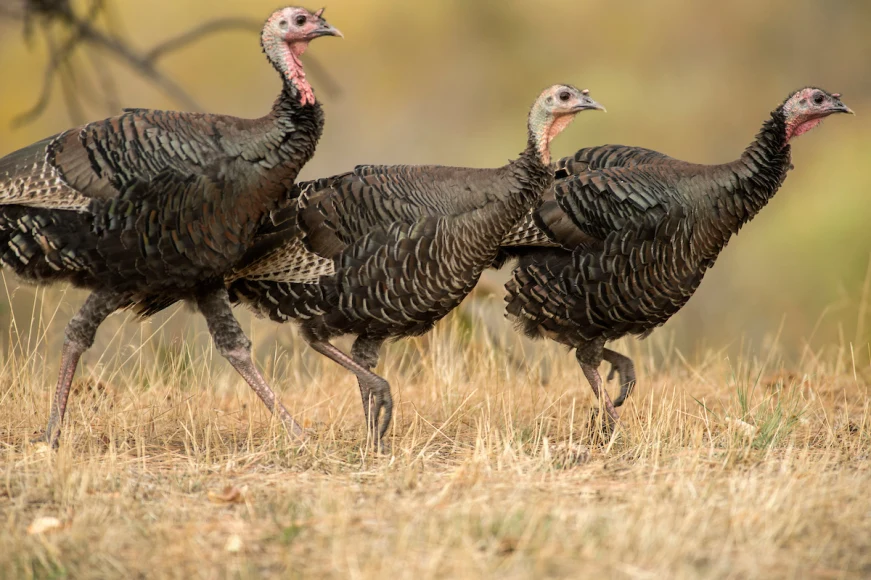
[58,51,86,125]
[78,20,201,111]
[14,15,202,127]
[144,17,260,64]
[11,23,87,127]
[11,2,342,128]
[84,44,121,113]
[11,0,104,127]
[144,16,343,98]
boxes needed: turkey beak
[310,20,343,39]
[832,101,855,115]
[573,96,606,113]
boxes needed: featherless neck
[527,104,566,166]
[263,31,316,108]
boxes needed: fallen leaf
[225,534,243,553]
[27,516,63,535]
[726,416,758,439]
[497,537,518,555]
[31,442,50,454]
[208,485,244,504]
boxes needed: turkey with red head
[0,6,342,446]
[502,87,853,425]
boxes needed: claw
[31,431,59,450]
[370,380,393,449]
[603,350,636,408]
[613,373,636,408]
[378,388,393,441]
[361,378,393,451]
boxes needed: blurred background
[0,0,869,375]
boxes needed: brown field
[0,282,869,579]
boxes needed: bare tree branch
[11,0,115,126]
[11,19,86,127]
[84,45,120,113]
[144,17,260,64]
[9,1,341,128]
[13,2,201,127]
[79,21,201,111]
[58,59,86,125]
[143,16,342,98]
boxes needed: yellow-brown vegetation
[0,284,869,578]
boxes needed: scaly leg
[197,289,304,439]
[302,328,393,446]
[580,364,622,429]
[350,336,387,440]
[43,289,127,447]
[603,348,637,407]
[576,340,621,428]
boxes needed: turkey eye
[813,93,825,105]
[559,91,571,102]
[295,15,307,26]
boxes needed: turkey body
[228,84,603,442]
[233,159,551,341]
[503,88,853,423]
[0,96,323,311]
[508,134,790,347]
[0,5,343,446]
[230,156,552,442]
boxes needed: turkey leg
[42,289,128,447]
[603,348,637,407]
[302,329,393,447]
[197,288,304,439]
[576,340,622,428]
[350,336,389,441]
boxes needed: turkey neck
[478,107,565,235]
[694,108,792,256]
[263,81,324,151]
[232,66,324,223]
[496,102,579,230]
[733,108,792,214]
[451,141,553,275]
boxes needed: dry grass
[0,286,870,579]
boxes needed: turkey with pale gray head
[0,6,342,446]
[230,85,606,444]
[502,87,853,425]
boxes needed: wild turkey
[0,6,342,446]
[229,85,606,443]
[503,87,853,424]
